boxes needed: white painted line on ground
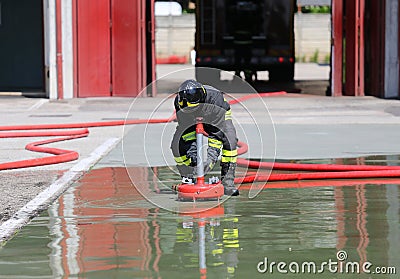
[28,99,48,111]
[0,137,120,245]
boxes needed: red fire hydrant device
[176,117,224,201]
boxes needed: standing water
[0,159,399,278]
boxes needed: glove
[204,146,220,174]
[186,141,197,167]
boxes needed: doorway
[0,0,45,92]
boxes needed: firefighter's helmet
[177,80,206,108]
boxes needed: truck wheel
[269,65,294,82]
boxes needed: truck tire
[269,65,294,82]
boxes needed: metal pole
[56,0,64,99]
[358,0,365,96]
[196,118,205,182]
[48,0,58,99]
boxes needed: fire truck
[195,0,296,82]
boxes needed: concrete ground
[1,63,400,238]
[156,63,330,95]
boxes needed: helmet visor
[177,88,204,104]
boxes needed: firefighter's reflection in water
[175,205,240,278]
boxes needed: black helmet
[177,80,206,108]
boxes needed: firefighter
[170,79,239,196]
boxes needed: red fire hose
[235,140,400,183]
[0,119,169,171]
[1,92,400,186]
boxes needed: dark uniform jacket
[173,85,233,145]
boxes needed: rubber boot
[221,162,239,196]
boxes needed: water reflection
[48,167,241,278]
[171,206,240,278]
[0,164,399,278]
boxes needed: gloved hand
[204,146,220,174]
[187,141,197,167]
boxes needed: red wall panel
[344,0,365,96]
[77,0,111,97]
[331,0,343,96]
[75,0,151,97]
[112,0,146,97]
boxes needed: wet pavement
[0,156,399,278]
